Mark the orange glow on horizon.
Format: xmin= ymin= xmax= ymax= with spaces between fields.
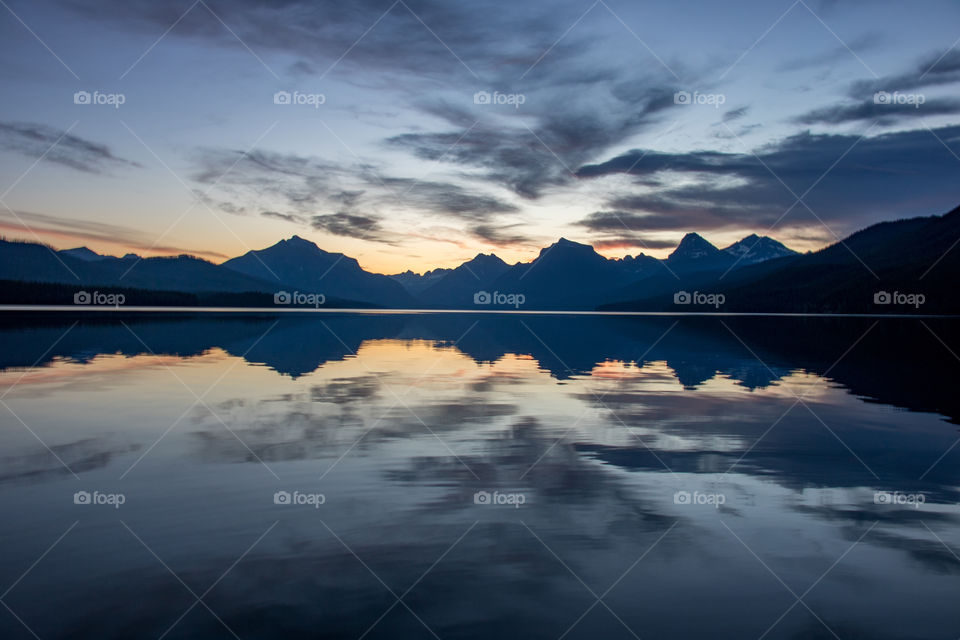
xmin=3 ymin=223 xmax=828 ymax=276
xmin=0 ymin=225 xmax=229 ymax=261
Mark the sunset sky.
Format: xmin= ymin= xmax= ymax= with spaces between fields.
xmin=1 ymin=0 xmax=959 ymax=274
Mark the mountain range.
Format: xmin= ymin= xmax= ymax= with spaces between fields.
xmin=1 ymin=203 xmax=958 ymax=313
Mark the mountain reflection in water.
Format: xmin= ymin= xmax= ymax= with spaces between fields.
xmin=0 ymin=312 xmax=957 ymax=640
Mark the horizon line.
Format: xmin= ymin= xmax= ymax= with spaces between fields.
xmin=1 ymin=229 xmax=802 ymax=277
xmin=1 ymin=305 xmax=955 ymax=320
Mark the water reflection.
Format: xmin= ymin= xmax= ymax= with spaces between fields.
xmin=0 ymin=313 xmax=957 ymax=639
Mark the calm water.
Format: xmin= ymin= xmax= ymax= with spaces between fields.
xmin=0 ymin=312 xmax=958 ymax=640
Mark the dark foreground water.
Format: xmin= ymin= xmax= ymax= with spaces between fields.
xmin=0 ymin=312 xmax=958 ymax=640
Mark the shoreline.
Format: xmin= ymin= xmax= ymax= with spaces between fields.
xmin=1 ymin=305 xmax=958 ymax=319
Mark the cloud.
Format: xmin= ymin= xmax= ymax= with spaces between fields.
xmin=795 ymin=97 xmax=960 ymax=125
xmin=775 ymin=33 xmax=884 ymax=72
xmin=193 ymin=149 xmax=363 ymax=225
xmin=48 ymin=0 xmax=960 ymax=260
xmin=849 ymin=49 xmax=960 ymax=96
xmin=577 ymin=206 xmax=769 ymax=237
xmin=792 ymin=49 xmax=960 ymax=127
xmin=574 ymin=125 xmax=960 ymax=235
xmin=60 ymin=0 xmax=587 ymax=82
xmin=310 ymin=212 xmax=391 ymax=242
xmin=468 ymin=223 xmax=532 ymax=246
xmin=387 ymin=86 xmax=677 ymax=199
xmin=376 ymin=176 xmax=519 ymax=218
xmin=64 ymin=0 xmax=691 ymax=241
xmin=192 ymin=148 xmax=340 ymax=210
xmin=194 ymin=148 xmax=522 ymax=240
xmin=0 ymin=122 xmax=140 ymax=174
xmin=0 ymin=208 xmax=226 ymax=258
xmin=591 ymin=235 xmax=678 ymax=251
xmin=260 ymin=210 xmax=305 ymax=224
xmin=722 ymin=106 xmax=749 ymax=122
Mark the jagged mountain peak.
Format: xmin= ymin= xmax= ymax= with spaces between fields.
xmin=456 ymin=253 xmax=509 ymax=280
xmin=221 ymin=236 xmax=414 ymax=306
xmin=277 ymin=235 xmax=322 ymax=251
xmin=469 ymin=252 xmax=508 ymax=264
xmin=554 ymin=237 xmax=593 ymax=248
xmin=668 ymin=233 xmax=722 ymax=261
xmin=537 ymin=237 xmax=600 ymax=261
xmin=59 ymin=247 xmax=105 ymax=262
xmin=722 ymin=235 xmax=797 ymax=264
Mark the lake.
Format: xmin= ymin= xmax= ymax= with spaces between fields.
xmin=0 ymin=312 xmax=958 ymax=639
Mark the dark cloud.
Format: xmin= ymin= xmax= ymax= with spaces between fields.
xmin=387 ymin=86 xmax=677 ymax=199
xmin=714 ymin=123 xmax=762 ymax=139
xmin=575 ymin=125 xmax=960 ymax=234
xmin=0 ymin=122 xmax=140 ymax=174
xmin=60 ymin=0 xmax=589 ymax=82
xmin=790 ymin=48 xmax=960 ymax=127
xmin=796 ymin=97 xmax=960 ymax=125
xmin=468 ymin=223 xmax=531 ymax=246
xmin=591 ymin=235 xmax=678 ymax=251
xmin=332 ymin=190 xmax=365 ymax=208
xmin=722 ymin=106 xmax=749 ymax=122
xmin=191 ymin=149 xmax=340 ymax=230
xmin=192 ymin=148 xmax=339 ymax=209
xmin=61 ymin=0 xmax=692 ymax=229
xmin=577 ymin=206 xmax=765 ymax=235
xmin=387 ymin=127 xmax=560 ymax=199
xmin=581 ymin=209 xmax=717 ymax=233
xmin=848 ymin=49 xmax=960 ymax=96
xmin=193 ymin=148 xmax=521 ymax=238
xmin=377 ymin=176 xmax=519 ymax=218
xmin=47 ymin=0 xmax=960 ymax=252
xmin=311 ymin=212 xmax=390 ymax=242
xmin=194 ymin=149 xmax=523 ymax=244
xmin=260 ymin=210 xmax=305 ymax=224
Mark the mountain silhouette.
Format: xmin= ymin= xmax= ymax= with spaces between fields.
xmin=604 ymin=204 xmax=960 ymax=313
xmin=482 ymin=238 xmax=650 ymax=309
xmin=721 ymin=234 xmax=798 ymax=265
xmin=0 ymin=239 xmax=278 ymax=294
xmin=416 ymin=253 xmax=510 ymax=307
xmin=389 ymin=267 xmax=453 ymax=296
xmin=59 ymin=246 xmax=110 ymax=262
xmin=3 ymin=204 xmax=959 ymax=312
xmin=221 ymin=235 xmax=415 ymax=307
xmin=667 ymin=232 xmax=733 ymax=271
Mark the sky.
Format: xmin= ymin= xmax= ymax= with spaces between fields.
xmin=1 ymin=0 xmax=959 ymax=274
